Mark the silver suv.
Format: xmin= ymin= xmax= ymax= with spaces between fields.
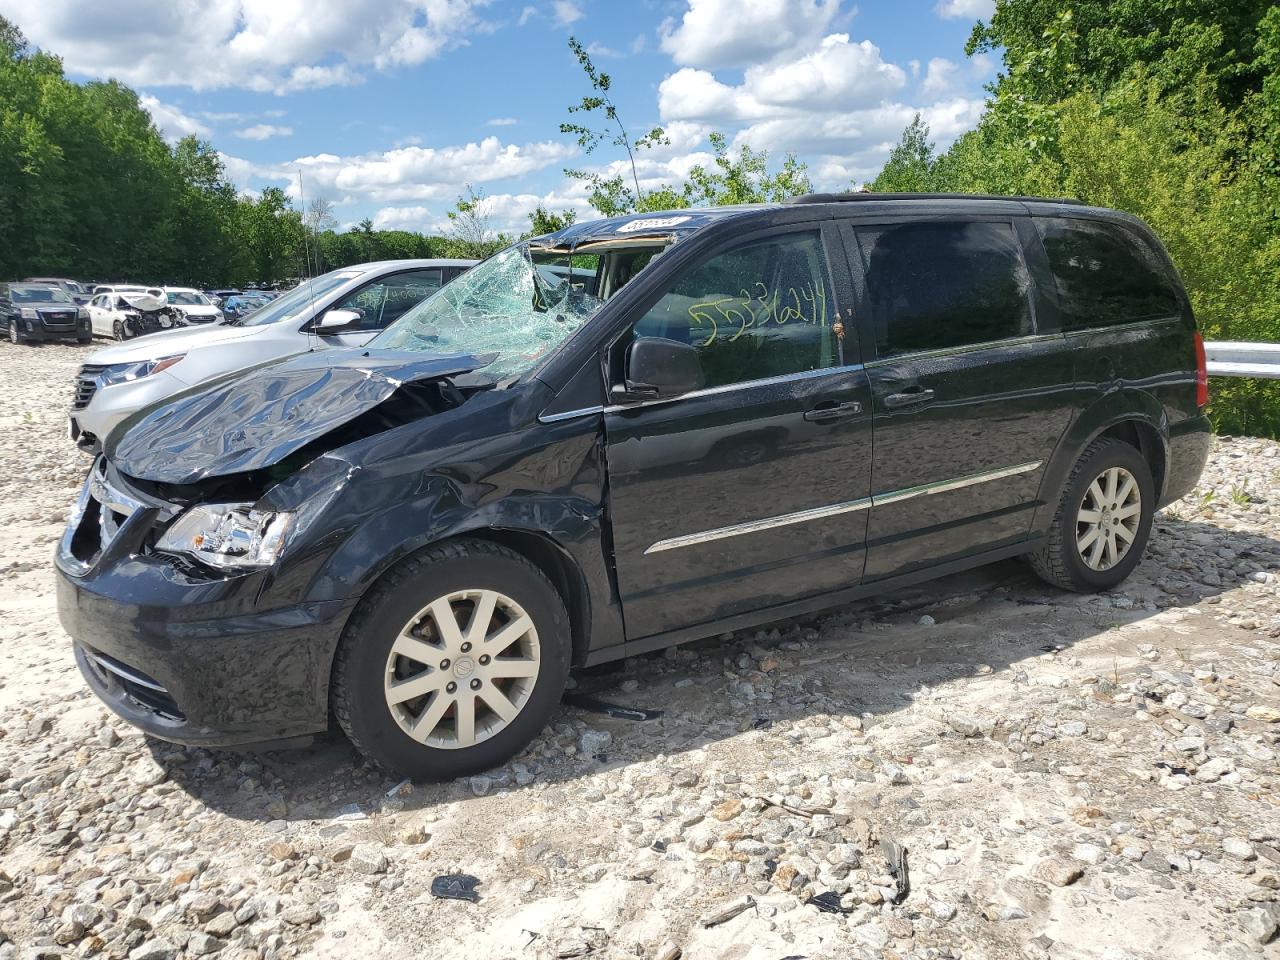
xmin=69 ymin=259 xmax=475 ymax=451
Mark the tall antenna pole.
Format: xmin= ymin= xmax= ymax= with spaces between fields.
xmin=298 ymin=169 xmax=321 ymax=351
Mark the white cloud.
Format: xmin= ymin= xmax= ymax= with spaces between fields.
xmin=517 ymin=5 xmax=537 ymax=25
xmin=659 ymin=34 xmax=906 ymax=123
xmin=486 ymin=117 xmax=518 ymax=126
xmin=551 ymin=0 xmax=583 ymax=26
xmin=371 ymin=205 xmax=437 ymax=230
xmin=920 ymin=57 xmax=958 ymax=97
xmin=659 ymin=0 xmax=839 ymax=69
xmin=2 ymin=0 xmax=492 ymax=93
xmin=139 ymin=94 xmax=211 ymax=142
xmin=235 ymin=123 xmax=294 ymax=140
xmin=934 ymin=0 xmax=994 ymax=19
xmin=223 ymin=136 xmax=578 ymax=209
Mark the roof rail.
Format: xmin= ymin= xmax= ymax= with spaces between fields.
xmin=783 ymin=191 xmax=1086 ymax=206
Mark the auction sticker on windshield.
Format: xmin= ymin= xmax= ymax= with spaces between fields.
xmin=616 ymin=216 xmax=691 ymax=233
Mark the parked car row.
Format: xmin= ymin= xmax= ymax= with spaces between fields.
xmin=53 ymin=195 xmax=1211 ymax=782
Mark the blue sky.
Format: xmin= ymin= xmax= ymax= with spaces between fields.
xmin=2 ymin=0 xmax=998 ymax=233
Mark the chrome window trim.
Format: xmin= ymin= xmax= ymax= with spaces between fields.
xmin=643 ymin=459 xmax=1044 ymax=554
xmin=537 ymin=364 xmax=866 ymax=424
xmin=864 ymin=332 xmax=1063 ymax=368
xmin=644 ymin=496 xmax=873 ymax=555
xmin=870 ymin=460 xmax=1042 ymax=506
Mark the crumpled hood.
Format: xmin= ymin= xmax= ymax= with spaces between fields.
xmin=109 ymin=348 xmax=489 ymax=485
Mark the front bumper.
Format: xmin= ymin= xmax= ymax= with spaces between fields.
xmin=55 ymin=462 xmax=355 ymax=746
xmin=22 ymin=320 xmax=88 ymax=341
xmin=57 ymin=561 xmax=354 ymax=746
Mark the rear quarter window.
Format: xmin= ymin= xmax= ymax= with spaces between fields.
xmin=1035 ymin=217 xmax=1182 ymax=330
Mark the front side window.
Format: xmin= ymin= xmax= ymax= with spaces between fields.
xmin=856 ymin=221 xmax=1033 ymax=358
xmin=1035 ymin=217 xmax=1181 ymax=330
xmin=631 ymin=232 xmax=839 ymax=389
xmin=332 ymin=269 xmax=445 ymax=331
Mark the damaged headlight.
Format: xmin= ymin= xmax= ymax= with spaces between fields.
xmin=156 ymin=504 xmax=292 ymax=570
xmin=98 ymin=355 xmax=185 ymax=388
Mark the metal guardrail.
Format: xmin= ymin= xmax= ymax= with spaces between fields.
xmin=1204 ymin=341 xmax=1280 ymax=379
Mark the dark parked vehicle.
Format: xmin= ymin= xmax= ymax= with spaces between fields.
xmin=24 ymin=277 xmax=92 ymax=304
xmin=56 ymin=194 xmax=1210 ymax=780
xmin=3 ymin=283 xmax=91 ymax=343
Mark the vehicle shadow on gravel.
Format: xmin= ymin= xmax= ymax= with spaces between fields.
xmin=150 ymin=516 xmax=1280 ymax=824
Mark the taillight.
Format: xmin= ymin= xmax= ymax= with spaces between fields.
xmin=1193 ymin=331 xmax=1208 ymax=408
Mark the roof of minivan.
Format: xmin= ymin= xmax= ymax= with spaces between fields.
xmin=533 ymin=193 xmax=1105 ymax=248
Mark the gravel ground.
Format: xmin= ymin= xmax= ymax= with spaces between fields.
xmin=1 ymin=340 xmax=1278 ymax=960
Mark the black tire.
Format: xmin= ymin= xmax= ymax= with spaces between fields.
xmin=333 ymin=538 xmax=570 ymax=781
xmin=77 ymin=335 xmax=91 ymax=344
xmin=1028 ymin=438 xmax=1155 ymax=592
xmin=8 ymin=319 xmax=21 ymax=344
xmin=113 ymin=319 xmax=127 ymax=341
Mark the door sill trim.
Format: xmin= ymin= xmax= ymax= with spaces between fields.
xmin=581 ymin=537 xmax=1045 ymax=666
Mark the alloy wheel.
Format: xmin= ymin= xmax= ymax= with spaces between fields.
xmin=113 ymin=320 xmax=125 ymax=341
xmin=1076 ymin=466 xmax=1141 ymax=571
xmin=8 ymin=320 xmax=17 ymax=344
xmin=383 ymin=588 xmax=541 ymax=749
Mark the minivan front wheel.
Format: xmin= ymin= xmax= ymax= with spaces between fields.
xmin=1028 ymin=438 xmax=1155 ymax=592
xmin=333 ymin=539 xmax=570 ymax=780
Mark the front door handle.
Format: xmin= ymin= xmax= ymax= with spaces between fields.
xmin=803 ymin=399 xmax=863 ymax=423
xmin=882 ymin=387 xmax=936 ymax=410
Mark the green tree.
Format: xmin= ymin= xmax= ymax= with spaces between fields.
xmin=868 ymin=115 xmax=939 ymax=192
xmin=527 ymin=205 xmax=576 ymax=236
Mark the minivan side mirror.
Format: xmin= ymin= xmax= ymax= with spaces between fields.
xmin=612 ymin=336 xmax=705 ymax=404
xmin=316 ymin=309 xmax=362 ymax=334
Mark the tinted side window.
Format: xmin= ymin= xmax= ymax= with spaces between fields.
xmin=856 ymin=221 xmax=1033 ymax=358
xmin=632 ymin=232 xmax=839 ymax=389
xmin=1035 ymin=217 xmax=1181 ymax=330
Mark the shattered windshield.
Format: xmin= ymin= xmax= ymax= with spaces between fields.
xmin=373 ymin=243 xmax=623 ymax=380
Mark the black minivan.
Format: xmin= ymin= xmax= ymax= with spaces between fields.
xmin=56 ymin=194 xmax=1211 ymax=779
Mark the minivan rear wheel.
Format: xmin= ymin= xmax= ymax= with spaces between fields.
xmin=333 ymin=539 xmax=570 ymax=780
xmin=1028 ymin=438 xmax=1155 ymax=592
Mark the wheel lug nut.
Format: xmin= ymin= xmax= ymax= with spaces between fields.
xmin=440 ymin=659 xmax=451 ymax=669
xmin=446 ymin=681 xmax=457 ymax=694
xmin=469 ymin=678 xmax=481 ymax=690
xmin=460 ymin=642 xmax=472 ymax=653
xmin=479 ymin=655 xmax=490 ymax=665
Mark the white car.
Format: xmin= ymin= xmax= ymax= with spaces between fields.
xmin=163 ymin=287 xmax=225 ymax=326
xmin=85 ymin=287 xmax=164 ymax=340
xmin=70 ymin=259 xmax=475 ymax=451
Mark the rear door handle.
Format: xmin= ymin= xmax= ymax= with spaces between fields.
xmin=803 ymin=400 xmax=863 ymax=423
xmin=882 ymin=387 xmax=936 ymax=410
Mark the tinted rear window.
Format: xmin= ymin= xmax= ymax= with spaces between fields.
xmin=1035 ymin=217 xmax=1181 ymax=330
xmin=855 ymin=220 xmax=1033 ymax=358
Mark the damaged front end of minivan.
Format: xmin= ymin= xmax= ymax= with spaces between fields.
xmin=54 ymin=237 xmax=636 ymax=748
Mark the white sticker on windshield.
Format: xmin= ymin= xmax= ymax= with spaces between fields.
xmin=615 ymin=216 xmax=692 ymax=234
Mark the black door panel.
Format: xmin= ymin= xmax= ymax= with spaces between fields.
xmin=843 ymin=218 xmax=1076 ymax=580
xmin=605 ymin=368 xmax=873 ymax=637
xmin=604 ymin=223 xmax=871 ymax=639
xmin=863 ymin=339 xmax=1075 ymax=576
